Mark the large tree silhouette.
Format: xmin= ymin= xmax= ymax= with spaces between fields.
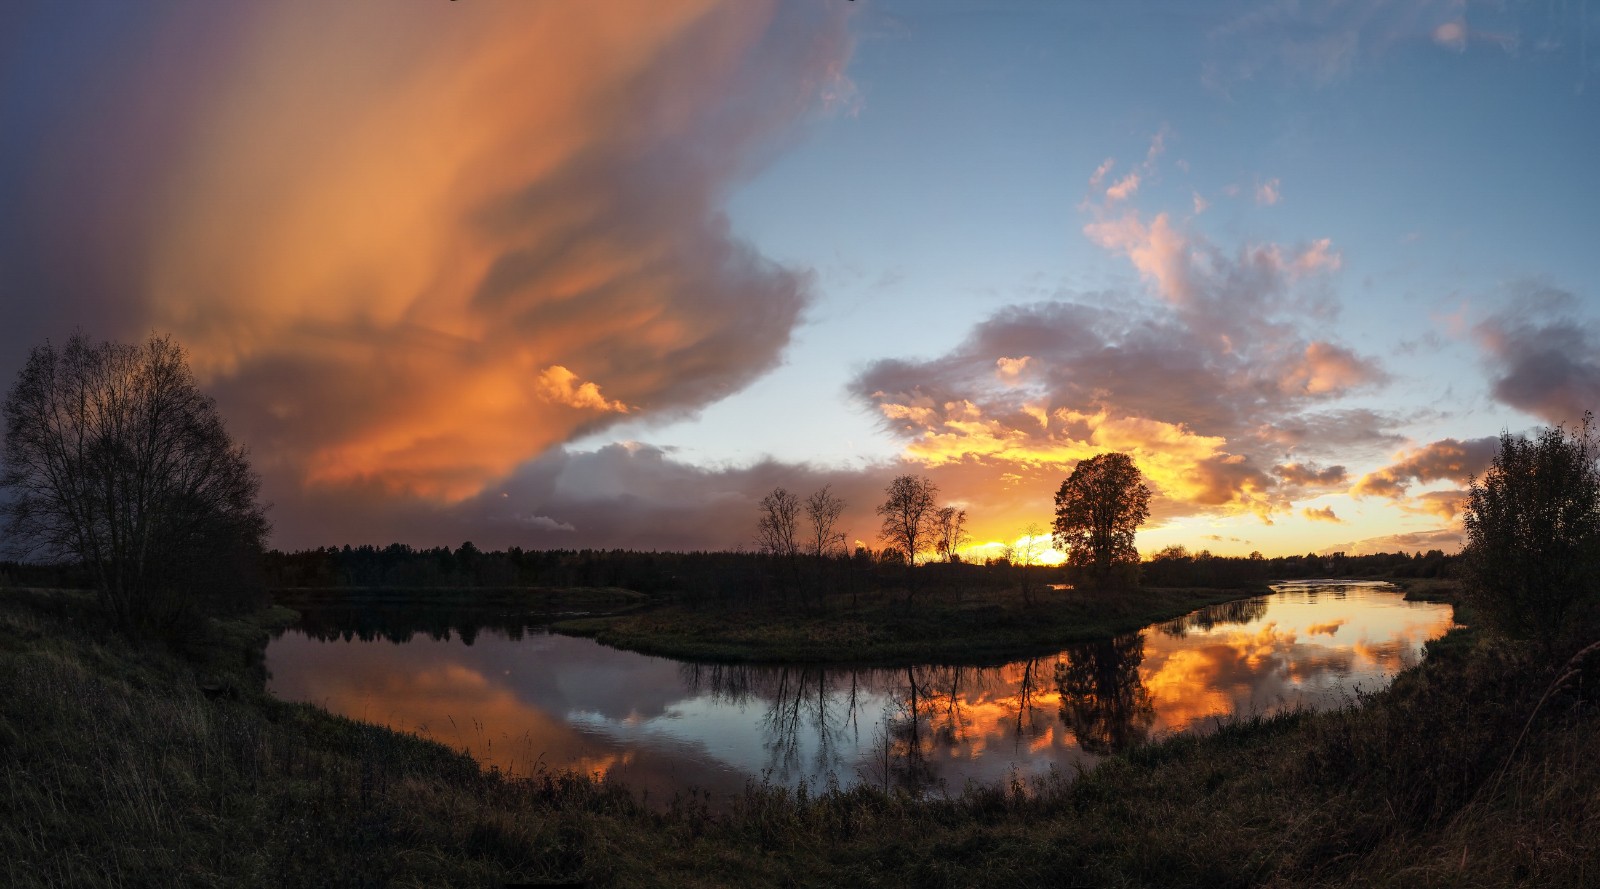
xmin=1 ymin=333 xmax=269 ymax=629
xmin=1053 ymin=452 xmax=1151 ymax=589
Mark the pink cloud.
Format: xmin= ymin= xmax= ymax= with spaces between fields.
xmin=1280 ymin=342 xmax=1382 ymax=396
xmin=1083 ymin=211 xmax=1194 ymax=307
xmin=1433 ymin=21 xmax=1467 ymax=52
xmin=1106 ymin=172 xmax=1141 ymax=203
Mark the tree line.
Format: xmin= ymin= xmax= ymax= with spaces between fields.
xmin=1 ymin=332 xmax=1595 ymax=658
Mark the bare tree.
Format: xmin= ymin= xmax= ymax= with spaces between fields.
xmin=877 ymin=475 xmax=938 ymax=599
xmin=1016 ymin=522 xmax=1044 ymax=605
xmin=1 ymin=333 xmax=269 ymax=629
xmin=804 ymin=485 xmax=847 ymax=558
xmin=933 ymin=505 xmax=970 ymax=563
xmin=755 ymin=486 xmax=802 ymax=559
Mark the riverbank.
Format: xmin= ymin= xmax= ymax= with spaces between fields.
xmin=272 ymin=584 xmax=649 ymax=612
xmin=553 ymin=584 xmax=1269 ymax=665
xmin=4 ymin=584 xmax=1595 ymax=887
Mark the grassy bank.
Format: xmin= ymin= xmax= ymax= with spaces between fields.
xmin=553 ymin=584 xmax=1268 ymax=665
xmin=4 ymin=585 xmax=1596 ymax=887
xmin=273 ymin=584 xmax=649 ymax=612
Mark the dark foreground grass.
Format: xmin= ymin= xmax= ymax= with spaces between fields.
xmin=555 ymin=584 xmax=1267 ymax=665
xmin=3 ymin=586 xmax=1596 ymax=887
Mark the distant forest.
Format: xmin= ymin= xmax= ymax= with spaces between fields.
xmin=265 ymin=543 xmax=1452 ymax=594
xmin=1 ymin=543 xmax=1456 ymax=605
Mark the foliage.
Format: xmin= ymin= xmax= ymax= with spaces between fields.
xmin=1462 ymin=416 xmax=1600 ymax=648
xmin=1053 ymin=452 xmax=1151 ymax=588
xmin=1 ymin=333 xmax=269 ymax=629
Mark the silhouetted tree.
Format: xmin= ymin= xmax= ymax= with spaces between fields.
xmin=1053 ymin=452 xmax=1151 ymax=589
xmin=1462 ymin=416 xmax=1600 ymax=649
xmin=804 ymin=485 xmax=847 ymax=558
xmin=878 ymin=476 xmax=938 ymax=598
xmin=755 ymin=487 xmax=802 ymax=559
xmin=1 ymin=333 xmax=269 ymax=630
xmin=932 ymin=505 xmax=969 ymax=563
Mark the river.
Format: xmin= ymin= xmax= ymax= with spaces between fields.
xmin=265 ymin=580 xmax=1453 ymax=801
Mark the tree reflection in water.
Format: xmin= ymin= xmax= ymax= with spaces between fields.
xmin=682 ymin=664 xmax=869 ymax=786
xmin=681 ymin=644 xmax=1164 ymax=791
xmin=1157 ymin=597 xmax=1270 ymax=638
xmin=1054 ymin=633 xmax=1155 ymax=755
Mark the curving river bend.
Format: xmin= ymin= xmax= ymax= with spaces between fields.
xmin=266 ymin=580 xmax=1453 ymax=801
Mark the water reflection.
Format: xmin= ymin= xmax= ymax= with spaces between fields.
xmin=1056 ymin=635 xmax=1155 ymax=755
xmin=267 ymin=581 xmax=1453 ymax=801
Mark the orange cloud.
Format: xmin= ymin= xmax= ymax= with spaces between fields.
xmin=996 ymin=356 xmax=1033 ymax=381
xmin=1405 ymin=489 xmax=1469 ymax=521
xmin=102 ymin=1 xmax=851 ymax=501
xmin=1302 ymin=505 xmax=1342 ymax=523
xmin=537 ymin=366 xmax=631 ymax=414
xmin=1351 ymin=437 xmax=1497 ymax=500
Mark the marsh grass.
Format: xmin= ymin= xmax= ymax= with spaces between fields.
xmin=3 ymin=586 xmax=1596 ymax=887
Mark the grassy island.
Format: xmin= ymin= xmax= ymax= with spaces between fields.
xmin=553 ymin=584 xmax=1270 ymax=665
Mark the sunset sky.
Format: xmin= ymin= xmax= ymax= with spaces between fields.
xmin=2 ymin=1 xmax=1597 ymax=558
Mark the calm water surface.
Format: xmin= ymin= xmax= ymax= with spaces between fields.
xmin=266 ymin=581 xmax=1453 ymax=799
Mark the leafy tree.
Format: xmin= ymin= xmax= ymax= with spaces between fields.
xmin=1 ymin=333 xmax=269 ymax=630
xmin=932 ymin=505 xmax=969 ymax=563
xmin=1053 ymin=452 xmax=1151 ymax=588
xmin=1462 ymin=417 xmax=1600 ymax=648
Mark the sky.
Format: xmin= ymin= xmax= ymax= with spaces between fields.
xmin=2 ymin=0 xmax=1598 ymax=559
